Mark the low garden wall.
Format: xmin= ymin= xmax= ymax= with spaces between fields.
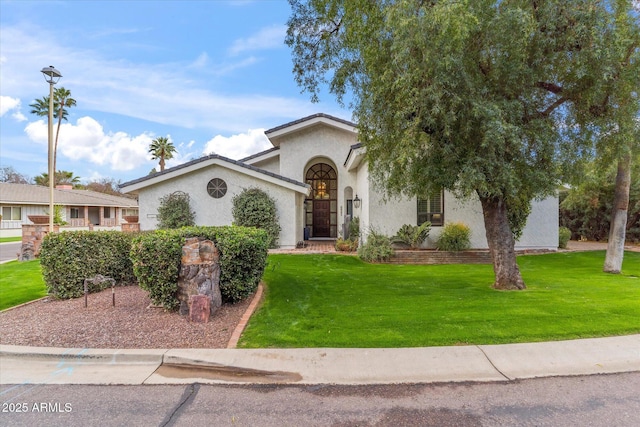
xmin=386 ymin=250 xmax=493 ymax=265
xmin=385 ymin=249 xmax=555 ymax=265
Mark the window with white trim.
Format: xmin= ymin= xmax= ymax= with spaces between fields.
xmin=1 ymin=206 xmax=22 ymax=220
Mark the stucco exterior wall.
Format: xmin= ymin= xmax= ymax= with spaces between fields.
xmin=136 ymin=165 xmax=301 ymax=248
xmin=277 ymin=125 xmax=356 ymax=182
xmin=362 ymin=187 xmax=558 ymax=250
xmin=276 ymin=125 xmax=359 ymax=237
xmin=249 ymin=155 xmax=280 ymax=175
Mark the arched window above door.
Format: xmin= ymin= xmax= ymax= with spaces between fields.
xmin=305 ymin=163 xmax=338 ymax=238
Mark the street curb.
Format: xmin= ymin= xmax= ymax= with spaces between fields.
xmin=0 ymin=345 xmax=166 ymax=364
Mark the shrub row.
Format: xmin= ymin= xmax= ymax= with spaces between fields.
xmin=40 ymin=231 xmax=137 ymax=299
xmin=130 ymin=226 xmax=269 ymax=309
xmin=40 ymin=226 xmax=269 ymax=308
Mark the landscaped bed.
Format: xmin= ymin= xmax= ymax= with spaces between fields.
xmin=0 ymin=285 xmax=252 ymax=349
xmin=238 ymin=251 xmax=640 ymax=348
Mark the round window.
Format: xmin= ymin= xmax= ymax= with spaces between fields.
xmin=207 ymin=178 xmax=227 ymax=199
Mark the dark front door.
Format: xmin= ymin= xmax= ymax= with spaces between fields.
xmin=313 ymin=200 xmax=331 ymax=237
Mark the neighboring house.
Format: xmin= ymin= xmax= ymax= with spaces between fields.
xmin=0 ymin=183 xmax=139 ymax=236
xmin=120 ymin=113 xmax=558 ymax=250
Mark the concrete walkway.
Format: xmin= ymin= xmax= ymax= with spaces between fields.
xmin=1 ymin=335 xmax=638 ymax=385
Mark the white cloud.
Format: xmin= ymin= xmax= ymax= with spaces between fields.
xmin=24 ymin=116 xmax=153 ymax=171
xmin=228 ymin=25 xmax=287 ymax=56
xmin=1 ymin=22 xmax=336 ymax=137
xmin=12 ymin=111 xmax=27 ymax=121
xmin=203 ymin=128 xmax=271 ymax=160
xmin=0 ymin=95 xmax=22 ymax=117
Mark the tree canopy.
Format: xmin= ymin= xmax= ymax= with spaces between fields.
xmin=34 ymin=170 xmax=81 ymax=187
xmin=287 ymin=0 xmax=639 ymax=289
xmin=149 ymin=136 xmax=176 ymax=172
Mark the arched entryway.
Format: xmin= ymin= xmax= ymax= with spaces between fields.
xmin=305 ymin=163 xmax=337 ymax=238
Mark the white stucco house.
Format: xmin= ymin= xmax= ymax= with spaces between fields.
xmin=120 ymin=113 xmax=558 ymax=250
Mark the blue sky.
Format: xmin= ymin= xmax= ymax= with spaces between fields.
xmin=0 ymin=0 xmax=350 ymax=184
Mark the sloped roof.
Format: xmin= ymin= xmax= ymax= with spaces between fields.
xmin=265 ymin=113 xmax=356 ymax=135
xmin=265 ymin=113 xmax=357 ymax=147
xmin=239 ymin=146 xmax=280 ymax=163
xmin=0 ymin=183 xmax=138 ymax=207
xmin=119 ymin=153 xmax=310 ymax=194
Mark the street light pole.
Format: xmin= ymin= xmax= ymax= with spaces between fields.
xmin=40 ymin=66 xmax=62 ymax=233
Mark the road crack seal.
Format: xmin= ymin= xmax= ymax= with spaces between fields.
xmin=160 ymin=383 xmax=200 ymax=427
xmin=476 ymin=346 xmax=512 ymax=381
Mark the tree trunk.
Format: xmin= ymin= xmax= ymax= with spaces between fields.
xmin=604 ymin=151 xmax=631 ymax=274
xmin=54 ymin=106 xmax=64 ymax=182
xmin=479 ymin=193 xmax=526 ymax=290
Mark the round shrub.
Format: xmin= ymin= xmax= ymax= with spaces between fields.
xmin=436 ymin=222 xmax=471 ymax=251
xmin=232 ymin=188 xmax=281 ymax=248
xmin=559 ymin=226 xmax=571 ymax=249
xmin=157 ymin=191 xmax=196 ymax=229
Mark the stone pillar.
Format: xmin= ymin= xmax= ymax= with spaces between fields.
xmin=20 ymin=224 xmax=59 ymax=260
xmin=177 ymin=238 xmax=222 ymax=319
xmin=121 ymin=223 xmax=140 ymax=233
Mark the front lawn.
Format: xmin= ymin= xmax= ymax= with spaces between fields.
xmin=239 ymin=251 xmax=640 ymax=348
xmin=0 ymin=236 xmax=22 ymax=243
xmin=0 ymin=260 xmax=47 ymax=310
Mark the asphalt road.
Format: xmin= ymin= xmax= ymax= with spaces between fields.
xmin=1 ymin=372 xmax=639 ymax=426
xmin=0 ymin=242 xmax=20 ymax=263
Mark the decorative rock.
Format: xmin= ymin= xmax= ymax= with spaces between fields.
xmin=19 ymin=241 xmax=35 ymax=261
xmin=177 ymin=238 xmax=222 ymax=317
xmin=189 ymin=295 xmax=211 ymax=323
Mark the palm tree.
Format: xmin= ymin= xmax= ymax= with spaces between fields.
xmin=29 ymin=87 xmax=76 ymax=176
xmin=149 ymin=136 xmax=176 ymax=172
xmin=34 ymin=170 xmax=81 ymax=187
xmin=52 ymin=88 xmax=76 ymax=175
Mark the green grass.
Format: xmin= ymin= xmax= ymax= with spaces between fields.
xmin=239 ymin=251 xmax=640 ymax=348
xmin=0 ymin=236 xmax=22 ymax=243
xmin=0 ymin=260 xmax=47 ymax=310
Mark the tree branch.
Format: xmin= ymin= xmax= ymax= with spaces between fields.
xmin=535 ymin=81 xmax=563 ymax=94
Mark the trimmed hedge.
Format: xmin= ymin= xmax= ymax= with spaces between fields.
xmin=130 ymin=226 xmax=269 ymax=309
xmin=40 ymin=231 xmax=137 ymax=299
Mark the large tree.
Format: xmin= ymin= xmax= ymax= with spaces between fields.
xmin=29 ymin=87 xmax=77 ymax=176
xmin=583 ymin=1 xmax=640 ymax=274
xmin=0 ymin=166 xmax=31 ymax=184
xmin=148 ymin=136 xmax=176 ymax=172
xmin=287 ymin=0 xmax=632 ymax=289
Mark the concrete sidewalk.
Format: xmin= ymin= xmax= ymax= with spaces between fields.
xmin=1 ymin=335 xmax=638 ymax=386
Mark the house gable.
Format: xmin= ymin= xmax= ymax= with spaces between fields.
xmin=265 ymin=113 xmax=357 ymax=147
xmin=120 ymin=154 xmax=309 ymax=196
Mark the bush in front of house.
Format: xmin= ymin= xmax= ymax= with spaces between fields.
xmin=559 ymin=226 xmax=571 ymax=249
xmin=436 ymin=222 xmax=471 ymax=251
xmin=232 ymin=188 xmax=281 ymax=248
xmin=130 ymin=230 xmax=183 ymax=310
xmin=40 ymin=231 xmax=137 ymax=299
xmin=157 ymin=191 xmax=196 ymax=229
xmin=130 ymin=226 xmax=269 ymax=309
xmin=358 ymin=229 xmax=395 ymax=262
xmin=392 ymin=222 xmax=431 ymax=249
xmin=335 ymin=237 xmax=358 ymax=252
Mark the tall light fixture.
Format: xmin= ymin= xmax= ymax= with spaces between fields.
xmin=41 ymin=66 xmax=62 ymax=233
xmin=353 ymin=194 xmax=361 ymax=209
